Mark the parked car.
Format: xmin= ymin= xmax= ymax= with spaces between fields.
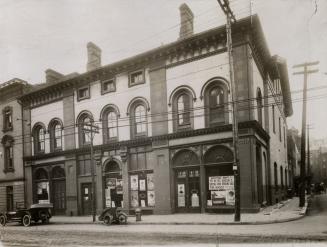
xmin=0 ymin=203 xmax=52 ymax=227
xmin=98 ymin=207 xmax=128 ymax=225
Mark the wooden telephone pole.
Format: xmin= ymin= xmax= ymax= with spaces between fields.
xmin=293 ymin=61 xmax=319 ymax=207
xmin=216 ymin=0 xmax=240 ymax=222
xmin=83 ymin=121 xmax=99 ymax=222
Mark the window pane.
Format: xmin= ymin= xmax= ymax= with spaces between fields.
xmin=177 ymin=94 xmax=190 ymax=125
xmin=135 ymin=105 xmax=146 ymax=134
xmin=209 ymin=87 xmax=224 ymax=123
xmin=107 ymin=112 xmax=117 ymax=138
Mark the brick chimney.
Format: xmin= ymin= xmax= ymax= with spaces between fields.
xmin=45 ymin=69 xmax=64 ymax=83
xmin=87 ymin=42 xmax=101 ymax=72
xmin=179 ymin=3 xmax=194 ymax=39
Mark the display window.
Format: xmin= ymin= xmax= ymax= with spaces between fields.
xmin=206 ymin=165 xmax=234 ymax=207
xmin=129 ymin=172 xmax=155 ymax=208
xmin=103 ymin=161 xmax=123 ymax=208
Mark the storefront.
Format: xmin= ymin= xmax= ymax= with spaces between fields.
xmin=103 ymin=159 xmax=123 ymax=208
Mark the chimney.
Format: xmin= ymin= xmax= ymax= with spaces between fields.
xmin=179 ymin=3 xmax=194 ymax=39
xmin=87 ymin=42 xmax=101 ymax=72
xmin=45 ymin=69 xmax=64 ymax=84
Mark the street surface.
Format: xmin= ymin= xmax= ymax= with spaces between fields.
xmin=0 ymin=194 xmax=326 ymax=246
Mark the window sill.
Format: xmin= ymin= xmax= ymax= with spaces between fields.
xmin=2 ymin=127 xmax=13 ymax=133
xmin=3 ymin=168 xmax=15 ymax=173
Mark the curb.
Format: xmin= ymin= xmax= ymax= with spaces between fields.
xmin=51 ymin=213 xmax=305 ymax=226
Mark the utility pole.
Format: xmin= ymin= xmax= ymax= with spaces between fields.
xmin=216 ymin=0 xmax=240 ymax=222
xmin=307 ymin=125 xmax=314 ymax=194
xmin=293 ymin=61 xmax=319 ymax=207
xmin=83 ymin=121 xmax=99 ymax=222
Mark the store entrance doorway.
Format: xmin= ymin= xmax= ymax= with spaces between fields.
xmin=81 ymin=183 xmax=92 ymax=215
xmin=175 ymin=168 xmax=201 ymax=213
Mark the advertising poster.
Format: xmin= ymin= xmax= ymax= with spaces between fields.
xmin=105 ymin=189 xmax=111 ymax=207
xmin=139 ymin=179 xmax=146 ymax=191
xmin=147 ymin=191 xmax=155 ymax=207
xmin=106 ymin=178 xmax=116 ymax=189
xmin=130 ymin=175 xmax=139 ymax=190
xmin=177 ymin=184 xmax=185 ymax=207
xmin=147 ymin=173 xmax=154 ymax=190
xmin=130 ymin=191 xmax=139 ymax=207
xmin=191 ymin=191 xmax=199 ymax=207
xmin=226 ymin=190 xmax=235 ymax=205
xmin=211 ymin=191 xmax=226 ymax=205
xmin=140 ymin=200 xmax=146 ymax=207
xmin=116 ymin=179 xmax=123 ymax=194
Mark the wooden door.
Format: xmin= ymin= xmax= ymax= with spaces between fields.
xmin=81 ymin=183 xmax=92 ymax=215
xmin=52 ymin=180 xmax=66 ymax=215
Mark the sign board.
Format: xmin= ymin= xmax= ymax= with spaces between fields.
xmin=208 ymin=176 xmax=235 ymax=206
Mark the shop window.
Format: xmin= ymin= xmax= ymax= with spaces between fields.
xmin=3 ymin=106 xmax=13 ymax=132
xmin=101 ymin=78 xmax=116 ymax=94
xmin=6 ymin=186 xmax=14 ymax=211
xmin=129 ymin=151 xmax=154 ymax=208
xmin=2 ymin=135 xmax=14 ymax=172
xmin=130 ymin=172 xmax=155 ymax=208
xmin=34 ymin=168 xmax=50 ymax=204
xmin=101 ymin=106 xmax=119 ymax=143
xmin=49 ymin=119 xmax=63 ymax=152
xmin=129 ymin=100 xmax=148 ymax=138
xmin=204 ymin=146 xmax=234 ymax=207
xmin=204 ymin=81 xmax=228 ymax=127
xmin=129 ymin=69 xmax=145 ymax=87
xmin=78 ymin=154 xmax=91 ymax=176
xmin=77 ymin=86 xmax=90 ymax=101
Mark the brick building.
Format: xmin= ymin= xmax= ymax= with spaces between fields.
xmin=0 ymin=79 xmax=31 ymax=211
xmin=20 ymin=4 xmax=292 ymax=215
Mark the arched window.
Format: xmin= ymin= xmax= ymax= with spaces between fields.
xmin=33 ymin=124 xmax=46 ymax=154
xmin=172 ymin=89 xmax=193 ymax=131
xmin=274 ymin=163 xmax=278 ymax=189
xmin=34 ymin=168 xmax=49 ymax=204
xmin=128 ymin=98 xmax=149 ymax=138
xmin=257 ymin=88 xmax=263 ymax=126
xmin=2 ymin=135 xmax=14 ymax=171
xmin=101 ymin=106 xmax=119 ymax=143
xmin=77 ymin=112 xmax=93 ymax=146
xmin=49 ymin=119 xmax=63 ymax=152
xmin=204 ymin=80 xmax=228 ymax=127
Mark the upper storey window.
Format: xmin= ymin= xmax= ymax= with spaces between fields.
xmin=2 ymin=135 xmax=14 ymax=172
xmin=77 ymin=86 xmax=90 ymax=101
xmin=129 ymin=69 xmax=145 ymax=87
xmin=203 ymin=80 xmax=228 ymax=127
xmin=171 ymin=88 xmax=194 ymax=132
xmin=101 ymin=105 xmax=119 ymax=143
xmin=33 ymin=124 xmax=46 ymax=154
xmin=129 ymin=98 xmax=149 ymax=138
xmin=101 ymin=79 xmax=116 ymax=94
xmin=49 ymin=119 xmax=63 ymax=152
xmin=257 ymin=88 xmax=263 ymax=126
xmin=77 ymin=112 xmax=93 ymax=146
xmin=3 ymin=106 xmax=13 ymax=132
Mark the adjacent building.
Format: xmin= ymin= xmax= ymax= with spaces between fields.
xmin=0 ymin=79 xmax=31 ymax=211
xmin=19 ymin=4 xmax=293 ymax=215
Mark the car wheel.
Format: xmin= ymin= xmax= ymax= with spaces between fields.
xmin=0 ymin=215 xmax=6 ymax=226
xmin=104 ymin=215 xmax=113 ymax=225
xmin=42 ymin=217 xmax=49 ymax=224
xmin=22 ymin=215 xmax=31 ymax=227
xmin=118 ymin=214 xmax=127 ymax=224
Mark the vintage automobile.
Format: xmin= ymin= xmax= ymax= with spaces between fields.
xmin=0 ymin=203 xmax=53 ymax=227
xmin=98 ymin=207 xmax=128 ymax=225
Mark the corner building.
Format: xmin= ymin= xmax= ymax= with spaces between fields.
xmin=21 ymin=6 xmax=293 ymax=215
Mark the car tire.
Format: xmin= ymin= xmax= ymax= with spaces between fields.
xmin=118 ymin=214 xmax=127 ymax=224
xmin=22 ymin=214 xmax=31 ymax=227
xmin=42 ymin=216 xmax=49 ymax=224
xmin=104 ymin=215 xmax=113 ymax=225
xmin=0 ymin=215 xmax=6 ymax=226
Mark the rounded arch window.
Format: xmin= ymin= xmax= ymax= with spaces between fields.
xmin=77 ymin=112 xmax=93 ymax=146
xmin=33 ymin=124 xmax=46 ymax=153
xmin=204 ymin=81 xmax=228 ymax=127
xmin=103 ymin=160 xmax=123 ymax=208
xmin=35 ymin=168 xmax=48 ymax=180
xmin=2 ymin=135 xmax=14 ymax=170
xmin=130 ymin=102 xmax=148 ymax=137
xmin=52 ymin=166 xmax=65 ymax=179
xmin=49 ymin=119 xmax=63 ymax=151
xmin=172 ymin=89 xmax=194 ymax=131
xmin=102 ymin=106 xmax=119 ymax=143
xmin=104 ymin=161 xmax=121 ymax=174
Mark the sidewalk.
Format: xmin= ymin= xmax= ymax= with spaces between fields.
xmin=51 ymin=196 xmax=308 ymax=225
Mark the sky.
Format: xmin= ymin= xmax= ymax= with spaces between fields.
xmin=0 ymin=0 xmax=326 ymax=139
